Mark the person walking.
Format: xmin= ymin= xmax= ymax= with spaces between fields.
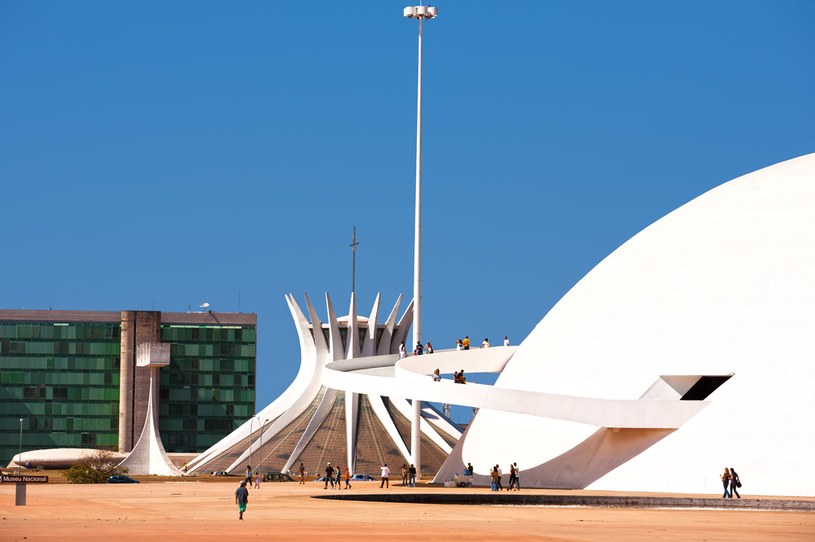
xmin=335 ymin=466 xmax=342 ymax=490
xmin=496 ymin=464 xmax=503 ymax=490
xmin=503 ymin=336 xmax=509 ymax=347
xmin=432 ymin=368 xmax=441 ymax=382
xmin=508 ymin=463 xmax=517 ymax=490
xmin=409 ymin=464 xmax=417 ymax=487
xmin=253 ymin=471 xmax=261 ymax=489
xmin=730 ymin=468 xmax=741 ymax=498
xmin=380 ymin=463 xmax=390 ymax=488
xmin=720 ymin=467 xmax=732 ymax=498
xmin=401 ymin=464 xmax=408 ymax=486
xmin=512 ymin=462 xmax=521 ymax=491
xmin=325 ymin=463 xmax=334 ymax=489
xmin=299 ymin=462 xmax=306 ymax=484
xmin=235 ymin=481 xmax=249 ymax=520
xmin=345 ymin=467 xmax=352 ymax=490
xmin=245 ymin=465 xmax=253 ymax=487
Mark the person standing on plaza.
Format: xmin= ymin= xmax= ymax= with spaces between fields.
xmin=335 ymin=465 xmax=342 ymax=490
xmin=380 ymin=463 xmax=390 ymax=488
xmin=345 ymin=467 xmax=352 ymax=490
xmin=496 ymin=464 xmax=503 ymax=490
xmin=325 ymin=463 xmax=334 ymax=489
xmin=299 ymin=462 xmax=306 ymax=484
xmin=720 ymin=467 xmax=732 ymax=498
xmin=512 ymin=462 xmax=520 ymax=491
xmin=508 ymin=463 xmax=517 ymax=490
xmin=462 ymin=336 xmax=470 ymax=350
xmin=245 ymin=465 xmax=253 ymax=487
xmin=409 ymin=464 xmax=417 ymax=487
xmin=235 ymin=481 xmax=249 ymax=520
xmin=730 ymin=468 xmax=741 ymax=498
xmin=401 ymin=464 xmax=408 ymax=486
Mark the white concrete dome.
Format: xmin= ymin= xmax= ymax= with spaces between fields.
xmin=463 ymin=153 xmax=815 ymax=496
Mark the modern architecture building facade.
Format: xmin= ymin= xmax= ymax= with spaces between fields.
xmin=0 ymin=309 xmax=256 ymax=466
xmin=190 ymin=153 xmax=814 ymax=497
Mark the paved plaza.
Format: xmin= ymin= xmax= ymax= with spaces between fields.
xmin=3 ymin=480 xmax=813 ymax=541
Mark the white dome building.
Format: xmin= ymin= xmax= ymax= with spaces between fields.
xmin=460 ymin=153 xmax=815 ymax=496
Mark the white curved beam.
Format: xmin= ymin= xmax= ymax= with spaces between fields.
xmin=377 ymin=294 xmax=402 ymax=355
xmin=361 ymin=294 xmax=381 ymax=357
xmin=323 ymin=350 xmax=708 ymax=429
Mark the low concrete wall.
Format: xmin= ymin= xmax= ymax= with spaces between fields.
xmin=314 ymin=493 xmax=815 ymax=511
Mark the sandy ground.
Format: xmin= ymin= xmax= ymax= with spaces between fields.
xmin=2 ymin=481 xmax=814 ymax=542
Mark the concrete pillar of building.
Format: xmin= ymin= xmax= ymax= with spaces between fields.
xmin=118 ymin=311 xmax=162 ymax=453
xmin=118 ymin=311 xmax=135 ymax=453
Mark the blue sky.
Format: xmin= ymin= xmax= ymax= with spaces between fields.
xmin=2 ymin=1 xmax=813 ymax=420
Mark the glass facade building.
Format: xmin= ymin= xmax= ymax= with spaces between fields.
xmin=159 ymin=324 xmax=257 ymax=451
xmin=0 ymin=310 xmax=256 ymax=466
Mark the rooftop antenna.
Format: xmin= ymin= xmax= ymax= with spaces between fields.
xmin=350 ymin=225 xmax=359 ymax=295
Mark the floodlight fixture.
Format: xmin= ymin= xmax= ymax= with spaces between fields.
xmin=403 ymin=5 xmax=438 ymax=19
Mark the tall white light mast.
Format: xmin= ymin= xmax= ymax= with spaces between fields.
xmin=403 ymin=3 xmax=438 ymax=477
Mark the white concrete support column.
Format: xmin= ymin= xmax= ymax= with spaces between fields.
xmin=345 ymin=391 xmax=359 ymax=474
xmin=411 ymin=399 xmax=422 ymax=476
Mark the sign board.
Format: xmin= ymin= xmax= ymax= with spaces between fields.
xmin=1 ymin=474 xmax=48 ymax=483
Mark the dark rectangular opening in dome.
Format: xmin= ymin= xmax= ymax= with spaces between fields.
xmin=680 ymin=375 xmax=733 ymax=401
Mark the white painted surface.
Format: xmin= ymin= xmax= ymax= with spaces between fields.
xmin=463 ymin=153 xmax=815 ymax=496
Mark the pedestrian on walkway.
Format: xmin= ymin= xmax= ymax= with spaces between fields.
xmin=730 ymin=468 xmax=741 ymax=498
xmin=508 ymin=463 xmax=517 ymax=490
xmin=720 ymin=467 xmax=732 ymax=498
xmin=409 ymin=464 xmax=417 ymax=487
xmin=503 ymin=336 xmax=509 ymax=347
xmin=380 ymin=463 xmax=390 ymax=488
xmin=513 ymin=463 xmax=521 ymax=491
xmin=345 ymin=467 xmax=352 ymax=490
xmin=235 ymin=481 xmax=249 ymax=520
xmin=462 ymin=336 xmax=470 ymax=350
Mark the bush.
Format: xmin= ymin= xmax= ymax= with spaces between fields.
xmin=64 ymin=449 xmax=126 ymax=484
